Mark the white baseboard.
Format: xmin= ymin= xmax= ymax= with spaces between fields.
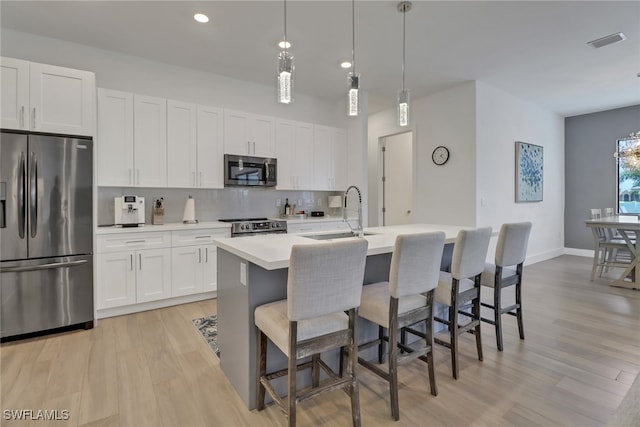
xmin=563 ymin=248 xmax=594 ymax=258
xmin=524 ymin=248 xmax=565 ymax=265
xmin=97 ymin=292 xmax=217 ymax=319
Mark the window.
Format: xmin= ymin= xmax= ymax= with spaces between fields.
xmin=617 ymin=137 xmax=640 ymax=213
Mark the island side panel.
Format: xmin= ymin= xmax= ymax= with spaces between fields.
xmin=217 ymin=248 xmax=288 ymax=409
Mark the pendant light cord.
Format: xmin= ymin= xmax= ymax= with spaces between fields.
xmin=351 ymin=0 xmax=356 ymax=74
xmin=284 ymin=0 xmax=287 ymax=53
xmin=402 ymin=6 xmax=406 ymax=91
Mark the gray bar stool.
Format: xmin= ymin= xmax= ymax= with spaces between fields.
xmin=480 ymin=222 xmax=532 ymax=351
xmin=254 ymin=238 xmax=368 ymax=427
xmin=357 ymin=232 xmax=445 ymax=421
xmin=434 ymin=227 xmax=492 ymax=379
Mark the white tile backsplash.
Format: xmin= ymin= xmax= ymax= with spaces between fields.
xmin=98 ymin=187 xmax=340 ymax=226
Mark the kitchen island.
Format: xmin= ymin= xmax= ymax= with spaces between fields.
xmin=214 ymin=224 xmax=475 ymax=409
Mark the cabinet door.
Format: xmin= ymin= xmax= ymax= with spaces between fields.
xmin=97 ymin=251 xmax=136 ymax=309
xmin=224 ymin=109 xmax=250 ymax=155
xmin=275 ymin=119 xmax=295 ymax=190
xmin=171 ymin=246 xmax=203 ymax=296
xmin=167 ymin=100 xmax=197 ymax=188
xmin=29 ymin=62 xmax=94 ymax=136
xmin=202 ymin=244 xmax=218 ymax=292
xmin=313 ymin=125 xmax=332 ymax=190
xmin=136 ymin=248 xmax=171 ymax=303
xmin=197 ymin=105 xmax=224 ymax=188
xmin=250 ymin=114 xmax=275 ymax=158
xmin=1 ymin=57 xmax=29 ymax=130
xmin=333 ymin=128 xmax=348 ymax=191
xmin=134 ymin=95 xmax=167 ymax=187
xmin=97 ymin=89 xmax=134 ymax=186
xmin=295 ymin=122 xmax=315 ymax=189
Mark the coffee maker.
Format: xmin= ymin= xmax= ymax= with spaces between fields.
xmin=114 ymin=196 xmax=145 ymax=227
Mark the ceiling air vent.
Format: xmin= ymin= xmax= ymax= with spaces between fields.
xmin=587 ymin=32 xmax=626 ymax=48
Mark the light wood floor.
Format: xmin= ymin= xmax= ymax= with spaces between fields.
xmin=1 ymin=255 xmax=639 ymax=427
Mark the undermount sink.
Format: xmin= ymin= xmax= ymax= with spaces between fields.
xmin=302 ymin=231 xmax=378 ymax=240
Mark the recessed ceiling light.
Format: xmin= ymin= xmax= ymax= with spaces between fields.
xmin=194 ymin=13 xmax=209 ymax=23
xmin=341 ymin=61 xmax=352 ymax=69
xmin=278 ymin=40 xmax=292 ymax=49
xmin=587 ymin=32 xmax=626 ymax=48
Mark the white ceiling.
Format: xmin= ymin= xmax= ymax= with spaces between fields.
xmin=2 ymin=1 xmax=639 ymax=117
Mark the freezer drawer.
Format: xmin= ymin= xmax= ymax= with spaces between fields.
xmin=0 ymin=254 xmax=94 ymax=338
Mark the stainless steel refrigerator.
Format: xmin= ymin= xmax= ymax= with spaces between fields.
xmin=1 ymin=131 xmax=94 ymax=339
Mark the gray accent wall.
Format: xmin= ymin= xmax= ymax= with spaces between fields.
xmin=565 ymin=104 xmax=640 ymax=250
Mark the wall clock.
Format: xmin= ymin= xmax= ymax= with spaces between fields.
xmin=432 ymin=146 xmax=450 ymax=165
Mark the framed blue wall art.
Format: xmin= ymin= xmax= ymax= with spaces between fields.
xmin=515 ymin=141 xmax=543 ymax=202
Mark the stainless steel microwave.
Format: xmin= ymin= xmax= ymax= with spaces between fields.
xmin=224 ymin=154 xmax=277 ymax=187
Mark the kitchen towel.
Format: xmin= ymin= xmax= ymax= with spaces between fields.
xmin=182 ymin=196 xmax=197 ymax=224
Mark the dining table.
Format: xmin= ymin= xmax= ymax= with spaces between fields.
xmin=585 ymin=215 xmax=640 ymax=290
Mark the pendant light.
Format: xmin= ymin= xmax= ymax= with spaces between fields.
xmin=397 ymin=1 xmax=412 ymax=126
xmin=347 ymin=0 xmax=360 ymax=116
xmin=277 ymin=0 xmax=294 ymax=104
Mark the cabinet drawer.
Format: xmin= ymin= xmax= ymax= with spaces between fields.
xmin=97 ymin=232 xmax=171 ymax=253
xmin=171 ymin=228 xmax=230 ymax=247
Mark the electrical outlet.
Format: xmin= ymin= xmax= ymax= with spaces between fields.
xmin=240 ymin=262 xmax=247 ymax=286
xmin=276 ymin=198 xmax=281 ymax=207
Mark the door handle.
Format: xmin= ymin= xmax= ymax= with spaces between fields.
xmin=407 ymin=210 xmax=411 ymax=214
xmin=199 ymin=248 xmax=202 ymax=264
xmin=29 ymin=152 xmax=38 ymax=238
xmin=20 ymin=106 xmax=25 ymax=128
xmin=17 ymin=152 xmax=26 ymax=239
xmin=0 ymin=259 xmax=88 ymax=273
xmin=130 ymin=253 xmax=134 ymax=271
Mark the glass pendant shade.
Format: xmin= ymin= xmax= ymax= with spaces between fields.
xmin=277 ymin=50 xmax=294 ymax=104
xmin=348 ymin=72 xmax=360 ymax=116
xmin=397 ymin=89 xmax=410 ymax=126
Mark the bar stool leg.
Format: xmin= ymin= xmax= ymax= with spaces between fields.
xmin=256 ymin=329 xmax=267 ymax=410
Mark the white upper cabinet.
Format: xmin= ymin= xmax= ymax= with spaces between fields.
xmin=97 ymin=89 xmax=135 ymax=186
xmin=196 ymin=105 xmax=224 ymax=188
xmin=1 ymin=57 xmax=94 ymax=136
xmin=276 ymin=119 xmax=314 ymax=190
xmin=167 ymin=100 xmax=197 ymax=188
xmin=1 ymin=57 xmax=29 ymax=130
xmin=224 ymin=109 xmax=275 ymax=157
xmin=167 ymin=101 xmax=223 ymax=189
xmin=134 ymin=95 xmax=167 ymax=187
xmin=313 ymin=125 xmax=348 ymax=191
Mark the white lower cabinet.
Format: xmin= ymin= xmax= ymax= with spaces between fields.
xmin=97 ymin=228 xmax=228 ymax=315
xmin=287 ymin=220 xmax=350 ymax=235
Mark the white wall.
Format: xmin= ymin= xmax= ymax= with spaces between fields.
xmin=368 ymin=82 xmax=477 ymax=227
xmin=475 ymin=81 xmax=565 ymax=263
xmin=1 ymin=29 xmax=342 ymax=127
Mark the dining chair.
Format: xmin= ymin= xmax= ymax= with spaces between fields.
xmin=254 ymin=238 xmax=368 ymax=427
xmin=589 ymin=209 xmax=630 ymax=280
xmin=357 ymin=232 xmax=445 ymax=421
xmin=480 ymin=222 xmax=532 ymax=351
xmin=434 ymin=227 xmax=492 ymax=379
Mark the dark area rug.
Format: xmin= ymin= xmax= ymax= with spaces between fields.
xmin=192 ymin=315 xmax=219 ymax=358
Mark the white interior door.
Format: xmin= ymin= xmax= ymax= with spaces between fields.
xmin=382 ymin=132 xmax=413 ymax=226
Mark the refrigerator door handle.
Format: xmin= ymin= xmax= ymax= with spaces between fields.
xmin=29 ymin=152 xmax=38 ymax=238
xmin=17 ymin=152 xmax=26 ymax=239
xmin=0 ymin=259 xmax=88 ymax=273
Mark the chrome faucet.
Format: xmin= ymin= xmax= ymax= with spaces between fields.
xmin=344 ymin=185 xmax=363 ymax=238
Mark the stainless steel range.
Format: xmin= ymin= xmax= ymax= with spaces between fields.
xmin=219 ymin=217 xmax=287 ymax=237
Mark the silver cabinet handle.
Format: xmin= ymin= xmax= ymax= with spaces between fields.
xmin=407 ymin=210 xmax=411 ymax=214
xmin=247 ymin=141 xmax=251 ymax=154
xmin=32 ymin=107 xmax=36 ymax=129
xmin=20 ymin=106 xmax=24 ymax=128
xmin=17 ymin=152 xmax=26 ymax=239
xmin=0 ymin=259 xmax=88 ymax=273
xmin=130 ymin=253 xmax=134 ymax=271
xmin=126 ymin=240 xmax=146 ymax=244
xmin=29 ymin=152 xmax=38 ymax=238
xmin=205 ymin=247 xmax=209 ymax=263
xmin=139 ymin=253 xmax=142 ymax=270
xmin=195 ymin=235 xmax=211 ymax=239
xmin=198 ymin=248 xmax=202 ymax=264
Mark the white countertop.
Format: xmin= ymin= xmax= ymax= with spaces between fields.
xmin=96 ymin=221 xmax=231 ymax=235
xmin=214 ymin=223 xmax=475 ymax=270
